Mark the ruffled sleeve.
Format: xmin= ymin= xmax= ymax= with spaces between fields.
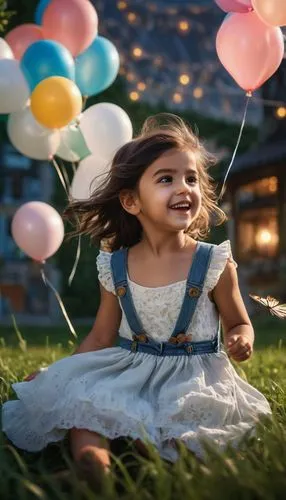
xmin=96 ymin=250 xmax=116 ymax=295
xmin=204 ymin=240 xmax=237 ymax=291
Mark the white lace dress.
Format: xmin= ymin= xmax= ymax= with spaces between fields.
xmin=2 ymin=240 xmax=271 ymax=460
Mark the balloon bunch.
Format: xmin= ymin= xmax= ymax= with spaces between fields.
xmin=0 ymin=0 xmax=131 ymax=166
xmin=0 ymin=0 xmax=134 ymax=333
xmin=215 ymin=0 xmax=285 ymax=195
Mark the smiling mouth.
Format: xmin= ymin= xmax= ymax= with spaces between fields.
xmin=169 ymin=202 xmax=191 ymax=211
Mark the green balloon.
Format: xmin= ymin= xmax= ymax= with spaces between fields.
xmin=56 ymin=123 xmax=90 ymax=162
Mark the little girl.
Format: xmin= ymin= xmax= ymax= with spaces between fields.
xmin=2 ymin=114 xmax=271 ymax=476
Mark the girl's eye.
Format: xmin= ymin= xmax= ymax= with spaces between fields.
xmin=187 ymin=176 xmax=197 ymax=184
xmin=158 ymin=176 xmax=172 ymax=184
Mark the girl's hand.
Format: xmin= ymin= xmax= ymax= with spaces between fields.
xmin=226 ymin=335 xmax=253 ymax=362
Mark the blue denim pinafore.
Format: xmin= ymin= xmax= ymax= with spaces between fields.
xmin=111 ymin=242 xmax=220 ymax=356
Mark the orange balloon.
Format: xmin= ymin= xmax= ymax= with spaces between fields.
xmin=5 ymin=24 xmax=44 ymax=60
xmin=253 ymin=0 xmax=286 ymax=27
xmin=31 ymin=76 xmax=82 ymax=129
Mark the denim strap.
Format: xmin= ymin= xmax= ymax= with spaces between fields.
xmin=111 ymin=248 xmax=145 ymax=335
xmin=171 ymin=242 xmax=214 ymax=338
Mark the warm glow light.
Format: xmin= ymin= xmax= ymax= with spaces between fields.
xmin=257 ymin=229 xmax=272 ymax=245
xmin=269 ymin=177 xmax=278 ymax=193
xmin=179 ymin=74 xmax=190 ymax=85
xmin=276 ymin=107 xmax=286 ymax=119
xmin=137 ymin=82 xmax=146 ymax=91
xmin=193 ymin=87 xmax=203 ymax=99
xmin=178 ymin=20 xmax=190 ymax=33
xmin=173 ymin=92 xmax=182 ymax=104
xmin=126 ymin=72 xmax=136 ymax=82
xmin=133 ymin=47 xmax=143 ymax=58
xmin=117 ymin=1 xmax=127 ymax=10
xmin=129 ymin=91 xmax=140 ymax=101
xmin=127 ymin=12 xmax=137 ymax=23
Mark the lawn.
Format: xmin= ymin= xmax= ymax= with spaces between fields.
xmin=0 ymin=315 xmax=285 ymax=499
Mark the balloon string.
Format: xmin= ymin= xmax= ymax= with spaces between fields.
xmin=68 ymin=233 xmax=81 ymax=286
xmin=51 ymin=157 xmax=70 ymax=199
xmin=219 ymin=92 xmax=252 ymax=200
xmin=51 ymin=159 xmax=81 ymax=287
xmin=60 ymin=158 xmax=71 ymax=191
xmin=39 ymin=263 xmax=77 ymax=340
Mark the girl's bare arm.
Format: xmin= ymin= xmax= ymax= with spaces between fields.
xmin=213 ymin=261 xmax=254 ymax=362
xmin=75 ymin=284 xmax=122 ymax=354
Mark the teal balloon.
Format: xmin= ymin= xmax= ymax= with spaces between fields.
xmin=21 ymin=40 xmax=75 ymax=91
xmin=56 ymin=123 xmax=91 ymax=162
xmin=35 ymin=0 xmax=51 ymax=24
xmin=75 ymin=36 xmax=120 ymax=97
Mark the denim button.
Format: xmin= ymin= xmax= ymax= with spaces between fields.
xmin=116 ymin=286 xmax=126 ymax=297
xmin=188 ymin=287 xmax=201 ymax=298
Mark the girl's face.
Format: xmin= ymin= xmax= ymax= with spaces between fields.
xmin=132 ymin=149 xmax=202 ymax=233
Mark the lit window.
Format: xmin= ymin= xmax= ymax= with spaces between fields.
xmin=238 ymin=207 xmax=279 ymax=260
xmin=237 ymin=177 xmax=278 ymax=203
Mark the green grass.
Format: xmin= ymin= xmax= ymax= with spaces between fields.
xmin=0 ymin=315 xmax=285 ymax=499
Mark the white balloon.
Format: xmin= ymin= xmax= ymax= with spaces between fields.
xmin=0 ymin=38 xmax=14 ymax=59
xmin=8 ymin=107 xmax=61 ymax=160
xmin=0 ymin=59 xmax=30 ymax=114
xmin=70 ymin=155 xmax=111 ymax=200
xmin=79 ymin=102 xmax=133 ymax=159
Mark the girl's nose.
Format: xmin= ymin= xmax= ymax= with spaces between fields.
xmin=175 ymin=180 xmax=190 ymax=195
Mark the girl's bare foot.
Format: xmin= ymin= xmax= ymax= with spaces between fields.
xmin=76 ymin=446 xmax=110 ymax=491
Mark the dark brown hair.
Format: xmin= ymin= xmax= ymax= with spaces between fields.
xmin=65 ymin=113 xmax=226 ymax=251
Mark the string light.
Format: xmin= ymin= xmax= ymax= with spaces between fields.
xmin=96 ymin=0 xmax=286 ymax=124
xmin=179 ymin=74 xmax=190 ymax=85
xmin=126 ymin=72 xmax=136 ymax=82
xmin=117 ymin=1 xmax=127 ymax=10
xmin=178 ymin=20 xmax=191 ymax=33
xmin=137 ymin=82 xmax=146 ymax=91
xmin=127 ymin=12 xmax=137 ymax=23
xmin=193 ymin=87 xmax=203 ymax=99
xmin=173 ymin=92 xmax=183 ymax=104
xmin=132 ymin=46 xmax=143 ymax=58
xmin=129 ymin=91 xmax=140 ymax=101
xmin=276 ymin=107 xmax=286 ymax=119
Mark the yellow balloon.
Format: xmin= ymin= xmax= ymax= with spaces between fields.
xmin=31 ymin=76 xmax=82 ymax=129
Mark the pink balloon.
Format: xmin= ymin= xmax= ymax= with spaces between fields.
xmin=12 ymin=202 xmax=64 ymax=261
xmin=5 ymin=24 xmax=44 ymax=60
xmin=215 ymin=0 xmax=253 ymax=13
xmin=216 ymin=11 xmax=284 ymax=91
xmin=42 ymin=0 xmax=98 ymax=57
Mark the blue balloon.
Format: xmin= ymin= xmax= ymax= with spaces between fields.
xmin=35 ymin=0 xmax=51 ymax=25
xmin=21 ymin=40 xmax=75 ymax=91
xmin=75 ymin=36 xmax=120 ymax=97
